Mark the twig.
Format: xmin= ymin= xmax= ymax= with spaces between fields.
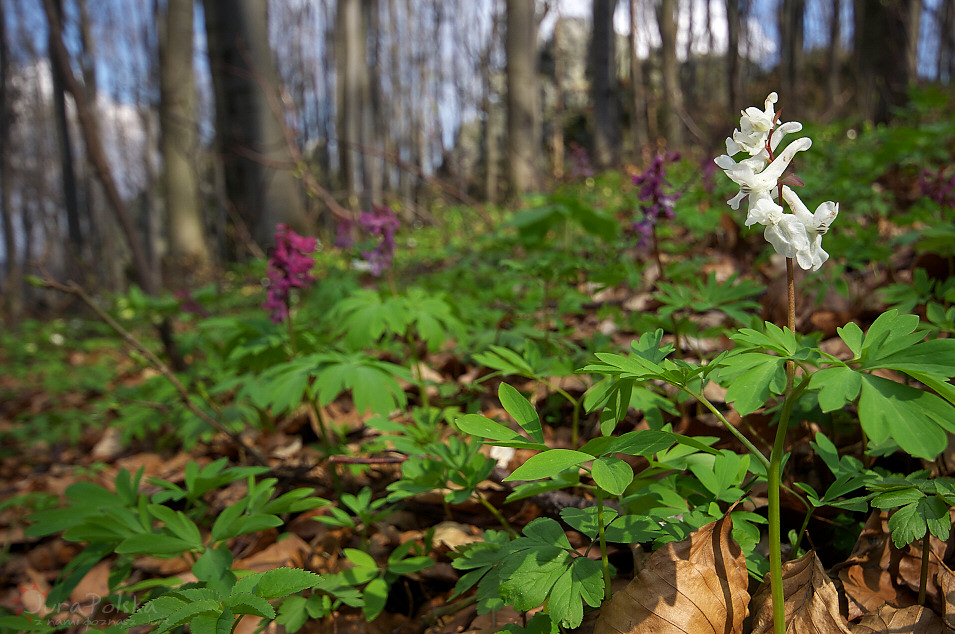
xmin=40 ymin=277 xmax=269 ymax=466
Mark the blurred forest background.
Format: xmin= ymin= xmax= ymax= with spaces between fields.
xmin=0 ymin=0 xmax=952 ymax=323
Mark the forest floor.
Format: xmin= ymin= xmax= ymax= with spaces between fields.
xmin=1 ymin=191 xmax=955 ymax=633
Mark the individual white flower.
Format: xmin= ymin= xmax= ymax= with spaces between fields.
xmin=731 ymin=92 xmax=779 ymax=156
xmin=747 ymin=195 xmax=784 ymax=227
xmin=764 ymin=212 xmax=811 ymax=266
xmin=715 ymin=137 xmax=812 ymax=221
xmin=781 ymin=186 xmax=839 ymax=271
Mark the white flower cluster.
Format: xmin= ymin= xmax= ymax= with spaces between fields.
xmin=715 ymin=92 xmax=839 ymax=271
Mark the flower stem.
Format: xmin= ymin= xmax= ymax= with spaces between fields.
xmin=683 ymin=387 xmax=770 ymax=471
xmin=596 ymin=490 xmax=612 ymax=601
xmin=768 ymin=258 xmax=799 ymax=634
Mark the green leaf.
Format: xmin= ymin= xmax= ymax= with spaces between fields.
xmin=115 ymin=533 xmax=195 ymax=555
xmin=210 ymin=503 xmax=245 ymax=542
xmin=865 ymin=338 xmax=955 ymax=376
xmin=362 ymin=576 xmax=389 ymax=621
xmin=226 ymin=592 xmax=276 ymax=618
xmin=155 ymin=599 xmax=223 ymax=633
xmin=254 ymin=568 xmax=323 ymax=599
xmin=837 ymin=321 xmax=864 ymax=358
xmin=858 ymin=375 xmax=949 ymax=460
xmin=190 ymin=607 xmax=235 ymax=634
xmin=147 ymin=504 xmax=202 ymax=548
xmin=192 ymin=546 xmax=236 ymax=595
xmin=498 ymin=546 xmax=570 ymax=611
xmin=591 ymin=457 xmax=634 ymax=496
xmin=499 ymin=383 xmax=544 ymax=444
xmin=722 ymin=354 xmax=786 ymax=416
xmin=810 ymin=366 xmax=862 ymax=412
xmin=455 ymin=414 xmax=548 ymax=450
xmin=886 ymin=502 xmax=925 ymax=549
xmin=504 ymin=449 xmax=593 ymax=482
xmin=871 ymin=488 xmax=924 ymax=509
xmin=560 ymin=507 xmax=618 ymax=540
xmin=547 ymin=557 xmax=604 ymax=628
xmin=123 ymin=595 xmax=188 ymax=627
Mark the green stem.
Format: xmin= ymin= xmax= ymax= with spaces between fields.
xmin=543 ymin=379 xmax=581 ymax=447
xmin=596 ymin=491 xmax=613 ymax=601
xmin=768 ymin=376 xmax=808 ymax=634
xmin=768 ymin=256 xmax=798 ymax=634
xmin=919 ymin=535 xmax=930 ymax=605
xmin=309 ymin=395 xmax=340 ymax=495
xmin=406 ymin=332 xmax=430 ymax=411
xmin=476 ymin=490 xmax=517 ymax=538
xmin=683 ymin=387 xmax=770 ymax=471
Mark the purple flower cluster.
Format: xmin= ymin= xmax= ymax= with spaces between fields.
xmin=919 ymin=166 xmax=955 ymax=210
xmin=263 ymin=224 xmax=317 ymax=324
xmin=630 ymin=152 xmax=681 ymax=248
xmin=358 ymin=205 xmax=400 ymax=276
xmin=567 ymin=143 xmax=595 ymax=180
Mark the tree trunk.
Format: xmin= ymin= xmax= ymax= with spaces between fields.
xmin=592 ymin=0 xmax=619 ymax=169
xmin=160 ymin=0 xmax=210 ymax=276
xmin=203 ymin=0 xmax=308 ymax=248
xmin=726 ymin=0 xmax=741 ymax=113
xmin=853 ymin=0 xmax=914 ymax=124
xmin=48 ymin=0 xmax=83 ymax=255
xmin=628 ymin=0 xmax=648 ymax=154
xmin=826 ymin=0 xmax=842 ymax=105
xmin=506 ymin=0 xmax=541 ymax=195
xmin=657 ymin=0 xmax=684 ymax=147
xmin=778 ymin=0 xmax=805 ymax=108
xmin=41 ymin=0 xmax=159 ymax=295
xmin=940 ymin=0 xmax=955 ymax=81
xmin=336 ymin=0 xmax=371 ymax=211
xmin=0 ymin=0 xmax=22 ymax=324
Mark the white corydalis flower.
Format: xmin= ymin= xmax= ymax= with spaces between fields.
xmin=781 ymin=186 xmax=839 ymax=271
xmin=727 ymin=92 xmax=778 ymax=156
xmin=715 ymin=137 xmax=812 ymax=222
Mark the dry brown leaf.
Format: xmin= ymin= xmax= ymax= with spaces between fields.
xmin=594 ymin=513 xmax=749 ymax=633
xmin=937 ymin=563 xmax=955 ymax=631
xmin=834 ymin=511 xmax=950 ymax=620
xmin=850 ymin=604 xmax=947 ymax=633
xmin=750 ymin=550 xmax=851 ymax=634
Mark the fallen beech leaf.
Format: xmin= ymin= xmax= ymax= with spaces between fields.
xmin=938 ymin=563 xmax=955 ymax=631
xmin=594 ymin=513 xmax=749 ymax=633
xmin=750 ymin=550 xmax=851 ymax=634
xmin=850 ymin=604 xmax=947 ymax=633
xmin=834 ymin=511 xmax=949 ymax=620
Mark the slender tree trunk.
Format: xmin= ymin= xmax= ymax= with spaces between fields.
xmin=628 ymin=0 xmax=648 ymax=156
xmin=726 ymin=0 xmax=741 ymax=112
xmin=336 ymin=0 xmax=369 ymax=210
xmin=552 ymin=13 xmax=565 ymax=180
xmin=592 ymin=0 xmax=619 ymax=169
xmin=657 ymin=0 xmax=684 ymax=147
xmin=203 ymin=0 xmax=309 ymax=248
xmin=0 ymin=0 xmax=22 ymax=324
xmin=940 ymin=0 xmax=955 ymax=81
xmin=826 ymin=0 xmax=842 ymax=105
xmin=42 ymin=0 xmax=158 ymax=294
xmin=506 ymin=0 xmax=541 ymax=195
xmin=160 ymin=0 xmax=210 ymax=276
xmin=853 ymin=0 xmax=914 ymax=123
xmin=778 ymin=0 xmax=806 ymax=108
xmin=48 ymin=0 xmax=83 ymax=255
xmin=905 ymin=0 xmax=921 ymax=81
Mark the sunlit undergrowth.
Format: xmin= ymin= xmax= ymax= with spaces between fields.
xmin=1 ymin=87 xmax=954 ymax=633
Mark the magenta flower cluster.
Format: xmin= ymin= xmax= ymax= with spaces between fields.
xmin=263 ymin=224 xmax=317 ymax=324
xmin=630 ymin=152 xmax=681 ymax=248
xmin=919 ymin=166 xmax=955 ymax=211
xmin=359 ymin=206 xmax=400 ymax=276
xmin=336 ymin=205 xmax=401 ymax=277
